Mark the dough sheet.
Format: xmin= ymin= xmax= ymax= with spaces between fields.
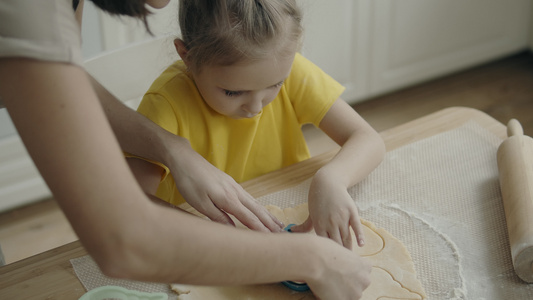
xmin=170 ymin=203 xmax=426 ymax=299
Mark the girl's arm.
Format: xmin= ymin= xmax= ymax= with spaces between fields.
xmin=292 ymin=98 xmax=386 ymax=249
xmin=0 ymin=59 xmax=372 ymax=299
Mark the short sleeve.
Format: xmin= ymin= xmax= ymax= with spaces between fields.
xmin=0 ymin=0 xmax=84 ymax=108
xmin=0 ymin=0 xmax=83 ymax=66
xmin=283 ymin=53 xmax=345 ymax=127
xmin=125 ymin=93 xmax=177 ymax=182
xmin=123 ymin=153 xmax=171 ymax=183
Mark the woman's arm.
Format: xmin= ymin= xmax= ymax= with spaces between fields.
xmin=292 ymin=98 xmax=386 ymax=249
xmin=89 ymin=75 xmax=282 ymax=232
xmin=0 ymin=60 xmax=371 ymax=297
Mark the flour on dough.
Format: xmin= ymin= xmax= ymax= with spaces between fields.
xmin=170 ymin=203 xmax=426 ymax=300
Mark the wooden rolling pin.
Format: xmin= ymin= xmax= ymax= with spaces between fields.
xmin=497 ymin=119 xmax=533 ymax=283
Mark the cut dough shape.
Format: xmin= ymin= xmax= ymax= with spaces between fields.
xmin=170 ymin=203 xmax=426 ymax=299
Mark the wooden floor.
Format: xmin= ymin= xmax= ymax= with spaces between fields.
xmin=1 ymin=51 xmax=532 ymax=265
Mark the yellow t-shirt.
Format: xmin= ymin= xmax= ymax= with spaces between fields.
xmin=135 ymin=53 xmax=345 ymax=206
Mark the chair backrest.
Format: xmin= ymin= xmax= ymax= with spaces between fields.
xmin=84 ymin=36 xmax=177 ymax=109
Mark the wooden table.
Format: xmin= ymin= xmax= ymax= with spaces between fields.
xmin=0 ymin=107 xmax=507 ymax=299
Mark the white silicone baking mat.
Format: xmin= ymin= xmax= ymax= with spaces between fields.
xmin=72 ymin=121 xmax=533 ymax=299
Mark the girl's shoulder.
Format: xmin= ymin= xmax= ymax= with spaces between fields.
xmin=147 ymin=60 xmax=189 ymax=90
xmin=290 ymin=53 xmax=314 ymax=74
xmin=286 ymin=53 xmax=327 ymax=85
xmin=146 ymin=60 xmax=197 ymax=98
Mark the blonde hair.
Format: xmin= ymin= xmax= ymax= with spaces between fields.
xmin=179 ymin=0 xmax=303 ymax=73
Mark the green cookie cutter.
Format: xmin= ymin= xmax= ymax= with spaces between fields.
xmin=78 ymin=285 xmax=168 ymax=300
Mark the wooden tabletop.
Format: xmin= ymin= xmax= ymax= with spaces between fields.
xmin=0 ymin=107 xmax=507 ymax=299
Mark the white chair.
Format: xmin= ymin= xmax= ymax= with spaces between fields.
xmin=84 ymin=35 xmax=178 ymax=109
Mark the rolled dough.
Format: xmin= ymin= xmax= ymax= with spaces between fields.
xmin=170 ymin=203 xmax=426 ymax=299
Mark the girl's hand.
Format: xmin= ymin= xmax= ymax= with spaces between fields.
xmin=291 ymin=174 xmax=365 ymax=249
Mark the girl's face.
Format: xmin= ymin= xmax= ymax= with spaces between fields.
xmin=191 ymin=54 xmax=295 ymax=119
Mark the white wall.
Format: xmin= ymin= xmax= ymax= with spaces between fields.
xmin=531 ymin=6 xmax=533 ymax=50
xmin=94 ymin=0 xmax=180 ymax=54
xmin=0 ymin=111 xmax=15 ymax=140
xmin=81 ymin=1 xmax=104 ymax=58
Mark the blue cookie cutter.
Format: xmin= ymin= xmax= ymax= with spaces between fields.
xmin=281 ymin=224 xmax=310 ymax=292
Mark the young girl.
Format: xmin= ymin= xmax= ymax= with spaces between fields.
xmin=127 ymin=0 xmax=385 ymax=250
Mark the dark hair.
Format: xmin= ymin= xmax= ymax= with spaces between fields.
xmin=82 ymin=0 xmax=153 ymax=34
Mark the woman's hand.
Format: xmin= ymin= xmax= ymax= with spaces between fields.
xmin=169 ymin=142 xmax=284 ymax=233
xmin=290 ymin=173 xmax=365 ymax=249
xmin=304 ymin=236 xmax=372 ymax=300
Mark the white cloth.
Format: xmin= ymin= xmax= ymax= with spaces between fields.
xmin=0 ymin=0 xmax=83 ymax=107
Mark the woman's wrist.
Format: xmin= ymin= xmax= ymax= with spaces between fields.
xmin=285 ymin=234 xmax=325 ymax=284
xmin=157 ymin=131 xmax=193 ymax=169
